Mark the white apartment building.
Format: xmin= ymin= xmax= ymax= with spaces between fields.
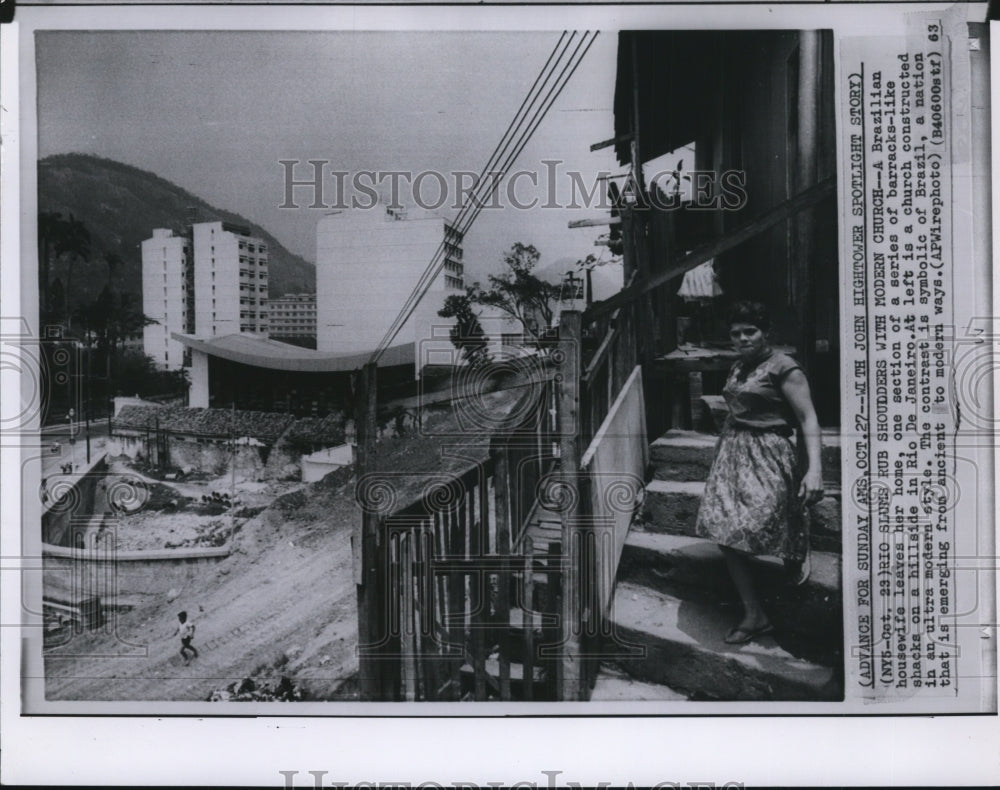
xmin=141 ymin=228 xmax=192 ymax=369
xmin=141 ymin=221 xmax=269 ymax=369
xmin=268 ymin=292 xmax=317 ymax=340
xmin=192 ymin=221 xmax=269 ymax=337
xmin=316 ymin=205 xmax=464 ymax=355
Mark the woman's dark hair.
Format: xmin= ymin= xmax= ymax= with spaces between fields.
xmin=727 ymin=301 xmax=771 ymax=333
xmin=178 ymin=611 xmax=187 ymax=621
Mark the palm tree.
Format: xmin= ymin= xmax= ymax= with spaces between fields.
xmin=38 ymin=212 xmax=64 ymax=323
xmin=59 ymin=214 xmax=91 ymax=329
xmin=37 ymin=211 xmax=92 ymax=329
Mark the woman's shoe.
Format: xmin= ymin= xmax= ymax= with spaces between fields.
xmin=723 ymin=622 xmax=775 ymax=645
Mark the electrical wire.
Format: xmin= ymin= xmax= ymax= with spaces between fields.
xmin=367 ymin=32 xmax=583 ymax=362
xmin=367 ymin=30 xmax=599 ymax=366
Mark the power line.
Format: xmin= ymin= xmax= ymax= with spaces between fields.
xmin=367 ymin=32 xmax=583 ymax=362
xmin=368 ymin=30 xmax=599 ymax=366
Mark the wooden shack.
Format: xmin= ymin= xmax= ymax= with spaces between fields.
xmin=603 ymin=30 xmax=840 ymax=432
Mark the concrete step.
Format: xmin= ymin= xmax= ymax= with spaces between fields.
xmin=618 ymin=530 xmax=843 ymax=665
xmin=591 ymin=663 xmax=688 ymax=701
xmin=641 ymin=478 xmax=842 ymax=553
xmin=649 ymin=430 xmax=718 ymax=482
xmin=649 ymin=429 xmax=842 ymax=486
xmin=608 ymin=581 xmax=842 ymax=701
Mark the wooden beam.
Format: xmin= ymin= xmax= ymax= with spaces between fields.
xmin=585 ymin=177 xmax=836 ymax=321
xmin=355 ymin=361 xmax=382 ymax=700
xmin=590 ymin=134 xmax=632 ymax=152
xmin=556 ymin=311 xmax=583 ymax=701
xmin=568 ymin=216 xmax=622 ymax=229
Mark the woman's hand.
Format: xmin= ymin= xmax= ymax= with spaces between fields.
xmin=799 ymin=467 xmax=824 ymax=506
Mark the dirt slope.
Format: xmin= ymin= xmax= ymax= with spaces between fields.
xmin=44 ymin=388 xmax=527 ymax=702
xmin=45 ymin=465 xmax=360 ymax=702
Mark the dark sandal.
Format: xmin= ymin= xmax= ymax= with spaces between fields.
xmin=724 ymin=623 xmax=775 ymax=645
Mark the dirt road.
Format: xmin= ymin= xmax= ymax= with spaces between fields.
xmin=45 ymin=468 xmax=360 ymax=702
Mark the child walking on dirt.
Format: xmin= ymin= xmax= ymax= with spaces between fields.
xmin=174 ymin=611 xmax=199 ymax=665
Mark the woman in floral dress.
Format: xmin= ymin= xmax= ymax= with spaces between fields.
xmin=695 ymin=301 xmax=824 ymax=644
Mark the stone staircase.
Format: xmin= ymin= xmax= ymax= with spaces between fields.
xmin=595 ymin=428 xmax=844 ymax=701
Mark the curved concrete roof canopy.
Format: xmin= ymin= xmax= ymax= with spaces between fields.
xmin=171 ymin=332 xmax=415 ymax=372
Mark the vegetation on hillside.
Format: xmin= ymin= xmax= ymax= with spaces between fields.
xmin=38 ymin=153 xmax=315 ymax=313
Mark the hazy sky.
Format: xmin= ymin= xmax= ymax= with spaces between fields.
xmin=36 ymin=31 xmax=622 ymax=281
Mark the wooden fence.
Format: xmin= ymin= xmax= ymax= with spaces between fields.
xmin=354 ymin=304 xmax=643 ymax=701
xmin=353 ymin=363 xmax=560 ymax=700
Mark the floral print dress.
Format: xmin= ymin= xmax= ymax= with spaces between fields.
xmin=694 ymin=350 xmax=808 ymax=561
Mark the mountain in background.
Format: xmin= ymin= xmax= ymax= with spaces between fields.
xmin=38 ymin=153 xmax=315 ymax=313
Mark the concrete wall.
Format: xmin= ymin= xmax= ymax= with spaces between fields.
xmin=41 ymin=459 xmax=108 ymax=547
xmin=109 ymin=431 xmax=295 ymax=481
xmin=264 ymin=437 xmax=302 ymax=481
xmin=44 ymin=543 xmax=229 ymax=599
xmin=188 ymin=349 xmax=209 ymax=408
xmin=301 ymin=443 xmax=353 ymax=483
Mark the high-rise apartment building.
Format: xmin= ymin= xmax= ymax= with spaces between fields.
xmin=141 ymin=221 xmax=269 ymax=369
xmin=268 ymin=293 xmax=317 ymax=341
xmin=141 ymin=228 xmax=193 ymax=370
xmin=192 ymin=221 xmax=269 ymax=337
xmin=315 ymin=205 xmax=464 ymax=354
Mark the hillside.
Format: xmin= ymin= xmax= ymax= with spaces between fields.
xmin=38 ymin=153 xmax=315 ymax=311
xmin=43 ymin=387 xmax=526 ymax=703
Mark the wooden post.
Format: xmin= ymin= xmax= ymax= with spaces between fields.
xmin=629 ymin=31 xmax=660 ymax=371
xmin=470 ymin=484 xmax=487 ymax=700
xmin=401 ymin=532 xmax=417 ymax=701
xmin=354 ymin=361 xmax=383 ymax=700
xmin=522 ymin=535 xmax=535 ymax=702
xmin=493 ymin=448 xmax=512 ymax=700
xmin=795 ymin=30 xmax=821 ymax=381
xmin=557 ymin=311 xmax=583 ymax=700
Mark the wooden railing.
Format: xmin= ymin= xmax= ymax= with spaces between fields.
xmin=554 ymin=306 xmax=646 ymax=698
xmin=353 ymin=363 xmax=559 ymax=700
xmin=354 ymin=304 xmax=645 ymax=701
xmin=579 ymin=297 xmax=640 ymax=450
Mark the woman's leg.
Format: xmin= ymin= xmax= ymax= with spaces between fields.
xmin=719 ymin=546 xmax=770 ymax=633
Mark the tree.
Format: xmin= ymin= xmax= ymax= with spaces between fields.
xmin=38 ymin=212 xmax=63 ymax=322
xmin=59 ymin=214 xmax=91 ymax=329
xmin=37 ymin=211 xmax=91 ymax=328
xmin=438 ymin=288 xmax=489 ymax=365
xmin=470 ymin=243 xmax=562 ymax=347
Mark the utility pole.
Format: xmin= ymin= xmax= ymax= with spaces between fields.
xmin=230 ymin=400 xmax=236 ymax=543
xmin=85 ymin=334 xmax=92 ymax=464
xmin=66 ymin=408 xmax=75 ymax=471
